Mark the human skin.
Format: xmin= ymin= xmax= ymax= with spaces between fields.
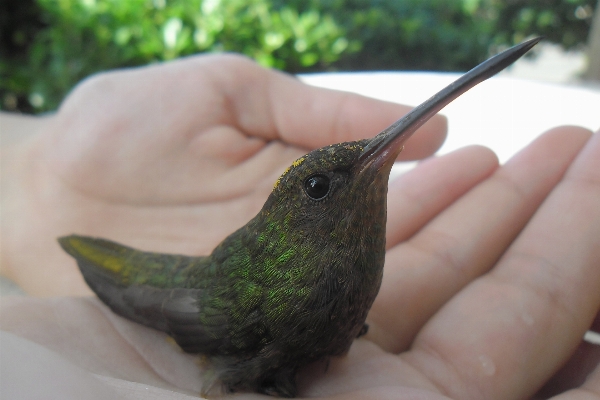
xmin=1 ymin=54 xmax=600 ymax=399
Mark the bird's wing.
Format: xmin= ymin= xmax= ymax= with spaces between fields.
xmin=58 ymin=235 xmax=231 ymax=354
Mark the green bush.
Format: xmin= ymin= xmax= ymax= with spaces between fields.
xmin=1 ymin=0 xmax=349 ymax=113
xmin=487 ymin=0 xmax=596 ymax=49
xmin=278 ymin=0 xmax=595 ymax=71
xmin=1 ymin=0 xmax=596 ymax=114
xmin=276 ymin=0 xmax=494 ymax=71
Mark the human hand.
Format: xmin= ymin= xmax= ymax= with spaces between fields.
xmin=0 ymin=54 xmax=445 ymax=296
xmin=2 ymin=125 xmax=599 ymax=399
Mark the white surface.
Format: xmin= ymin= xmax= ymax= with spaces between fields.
xmin=300 ymin=72 xmax=600 ymax=164
xmin=585 ymin=330 xmax=600 ymax=345
xmin=503 ymin=42 xmax=587 ymax=84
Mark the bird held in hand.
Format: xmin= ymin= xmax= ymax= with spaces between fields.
xmin=59 ymin=37 xmax=541 ymax=397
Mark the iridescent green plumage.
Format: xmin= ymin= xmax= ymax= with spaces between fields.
xmin=59 ymin=38 xmax=540 ymax=397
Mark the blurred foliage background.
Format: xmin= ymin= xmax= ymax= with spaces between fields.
xmin=1 ymin=0 xmax=596 ymax=114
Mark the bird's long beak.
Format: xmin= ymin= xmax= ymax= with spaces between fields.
xmin=358 ymin=36 xmax=542 ymax=171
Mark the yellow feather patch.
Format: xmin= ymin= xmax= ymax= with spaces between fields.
xmin=67 ymin=238 xmax=128 ymax=275
xmin=273 ymin=156 xmax=306 ymax=189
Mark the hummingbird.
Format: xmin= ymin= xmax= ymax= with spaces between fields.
xmin=59 ymin=37 xmax=541 ymax=397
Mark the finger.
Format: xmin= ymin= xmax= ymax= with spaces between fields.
xmin=368 ymin=126 xmax=593 ymax=353
xmin=404 ymin=130 xmax=600 ymax=400
xmin=386 ymin=145 xmax=499 ymax=247
xmin=364 ymin=145 xmax=499 ymax=349
xmin=199 ymin=54 xmax=447 ymax=160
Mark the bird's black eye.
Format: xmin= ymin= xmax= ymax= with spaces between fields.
xmin=304 ymin=174 xmax=330 ymax=200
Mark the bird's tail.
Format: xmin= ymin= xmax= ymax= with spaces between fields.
xmin=58 ymin=235 xmax=186 ymax=332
